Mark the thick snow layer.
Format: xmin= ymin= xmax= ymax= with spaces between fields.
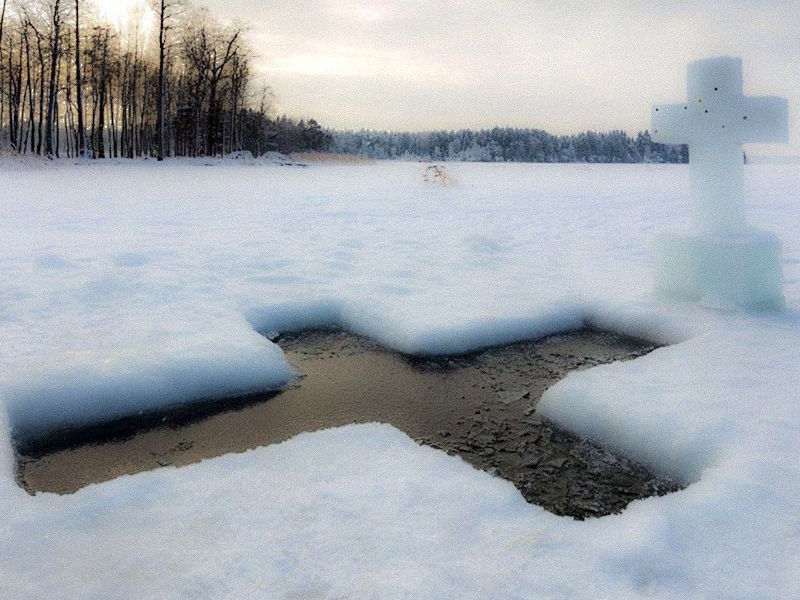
xmin=1 ymin=161 xmax=799 ymax=598
xmin=1 ymin=161 xmax=717 ymax=438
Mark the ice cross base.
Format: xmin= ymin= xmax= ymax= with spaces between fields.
xmin=651 ymin=56 xmax=789 ymax=310
xmin=654 ymin=230 xmax=783 ymax=310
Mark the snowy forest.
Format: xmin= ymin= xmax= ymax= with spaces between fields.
xmin=0 ymin=0 xmax=687 ymax=164
xmin=0 ymin=0 xmax=332 ymax=159
xmin=332 ymin=128 xmax=688 ymax=163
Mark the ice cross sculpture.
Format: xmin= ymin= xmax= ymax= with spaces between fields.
xmin=652 ymin=57 xmax=788 ymax=235
xmin=651 ymin=57 xmax=789 ymax=310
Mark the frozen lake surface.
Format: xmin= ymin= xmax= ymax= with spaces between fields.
xmin=0 ymin=160 xmax=798 ymax=598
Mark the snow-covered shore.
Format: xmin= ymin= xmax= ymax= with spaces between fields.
xmin=0 ymin=160 xmax=798 ymax=598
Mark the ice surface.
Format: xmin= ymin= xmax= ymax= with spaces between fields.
xmin=0 ymin=160 xmax=799 ymax=598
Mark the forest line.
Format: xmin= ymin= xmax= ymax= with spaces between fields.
xmin=0 ymin=0 xmax=687 ymax=164
xmin=0 ymin=0 xmax=331 ymax=160
xmin=331 ymin=128 xmax=688 ymax=164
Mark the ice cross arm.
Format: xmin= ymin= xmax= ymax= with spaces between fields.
xmin=652 ymin=56 xmax=788 ymax=147
xmin=652 ymin=95 xmax=788 ymax=146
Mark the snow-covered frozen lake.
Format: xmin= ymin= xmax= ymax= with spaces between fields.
xmin=1 ymin=160 xmax=799 ymax=598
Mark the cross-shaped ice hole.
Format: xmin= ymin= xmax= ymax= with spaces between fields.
xmin=651 ymin=56 xmax=788 ymax=236
xmin=16 ymin=328 xmax=682 ymax=519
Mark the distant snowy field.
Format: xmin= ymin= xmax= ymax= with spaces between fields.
xmin=1 ymin=160 xmax=799 ymax=598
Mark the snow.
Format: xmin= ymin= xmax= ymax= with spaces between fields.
xmin=1 ymin=160 xmax=799 ymax=598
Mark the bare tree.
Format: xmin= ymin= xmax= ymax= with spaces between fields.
xmin=154 ymin=0 xmax=175 ymax=160
xmin=0 ymin=0 xmax=322 ymax=159
xmin=156 ymin=0 xmax=165 ymax=159
xmin=91 ymin=26 xmax=111 ymax=158
xmin=74 ymin=0 xmax=84 ymax=156
xmin=30 ymin=16 xmax=45 ymax=155
xmin=0 ymin=0 xmax=9 ymax=147
xmin=22 ymin=14 xmax=35 ymax=152
xmin=183 ymin=18 xmax=240 ymax=156
xmin=0 ymin=0 xmax=8 ymax=56
xmin=44 ymin=0 xmax=61 ymax=157
xmin=5 ymin=14 xmax=25 ymax=150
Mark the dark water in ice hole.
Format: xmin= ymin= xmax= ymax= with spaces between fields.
xmin=16 ymin=328 xmax=681 ymax=519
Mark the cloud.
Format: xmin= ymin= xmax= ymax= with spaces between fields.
xmin=199 ymin=0 xmax=799 ymax=153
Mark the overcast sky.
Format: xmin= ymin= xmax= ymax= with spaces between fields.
xmin=196 ymin=0 xmax=799 ymax=154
